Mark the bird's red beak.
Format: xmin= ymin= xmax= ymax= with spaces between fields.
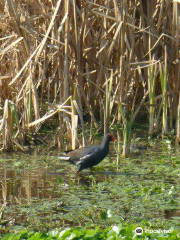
xmin=110 ymin=133 xmax=115 ymax=141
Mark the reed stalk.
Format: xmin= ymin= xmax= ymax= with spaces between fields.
xmin=28 ymin=85 xmax=33 ymax=125
xmin=159 ymin=48 xmax=168 ymax=137
xmin=147 ymin=56 xmax=157 ymax=137
xmin=1 ymin=100 xmax=24 ymax=151
xmin=116 ymin=129 xmax=121 ymax=165
xmin=104 ymin=71 xmax=113 ymax=135
xmin=119 ymin=102 xmax=132 ymax=158
xmin=1 ymin=100 xmax=13 ymax=150
xmin=64 ymin=0 xmax=70 ymax=103
xmin=73 ymin=100 xmax=87 ymax=147
xmin=0 ymin=0 xmax=179 ymax=151
xmin=176 ymin=94 xmax=180 ymax=142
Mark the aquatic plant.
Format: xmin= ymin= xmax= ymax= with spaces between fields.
xmin=1 ymin=224 xmax=179 ymax=240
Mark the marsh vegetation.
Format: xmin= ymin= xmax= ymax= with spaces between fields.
xmin=0 ymin=0 xmax=179 ymax=156
xmin=0 ymin=137 xmax=180 ymax=238
xmin=0 ymin=0 xmax=180 ymax=239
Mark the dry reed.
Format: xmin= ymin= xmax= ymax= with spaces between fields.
xmin=0 ymin=0 xmax=179 ymax=152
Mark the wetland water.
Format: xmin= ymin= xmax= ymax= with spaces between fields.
xmin=0 ymin=139 xmax=180 ymax=231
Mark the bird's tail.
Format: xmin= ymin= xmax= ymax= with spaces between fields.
xmin=58 ymin=156 xmax=70 ymax=160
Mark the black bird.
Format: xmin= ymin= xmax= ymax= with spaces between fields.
xmin=59 ymin=133 xmax=115 ymax=173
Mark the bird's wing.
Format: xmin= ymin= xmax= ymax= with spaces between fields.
xmin=76 ymin=148 xmax=98 ymax=166
xmin=67 ymin=145 xmax=97 ymax=160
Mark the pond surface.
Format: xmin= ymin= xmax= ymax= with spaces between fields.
xmin=0 ymin=137 xmax=180 ymax=231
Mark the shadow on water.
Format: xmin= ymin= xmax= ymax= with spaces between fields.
xmin=0 ymin=139 xmax=180 ymax=230
xmin=164 ymin=209 xmax=180 ymax=220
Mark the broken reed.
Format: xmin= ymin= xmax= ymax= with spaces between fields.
xmin=0 ymin=0 xmax=179 ymax=152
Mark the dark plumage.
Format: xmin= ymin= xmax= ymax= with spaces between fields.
xmin=59 ymin=133 xmax=115 ymax=173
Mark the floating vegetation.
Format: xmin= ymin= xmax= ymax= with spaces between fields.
xmin=0 ymin=139 xmax=180 ymax=236
xmin=1 ymin=224 xmax=180 ymax=240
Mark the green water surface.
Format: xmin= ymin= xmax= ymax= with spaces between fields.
xmin=0 ymin=138 xmax=179 ymax=233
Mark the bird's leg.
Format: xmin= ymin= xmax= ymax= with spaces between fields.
xmin=76 ymin=165 xmax=81 ymax=174
xmin=90 ymin=167 xmax=93 ymax=173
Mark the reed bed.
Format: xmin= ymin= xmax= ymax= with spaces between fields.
xmin=0 ymin=0 xmax=179 ymax=154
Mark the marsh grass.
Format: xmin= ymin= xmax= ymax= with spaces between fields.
xmin=0 ymin=0 xmax=179 ymax=152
